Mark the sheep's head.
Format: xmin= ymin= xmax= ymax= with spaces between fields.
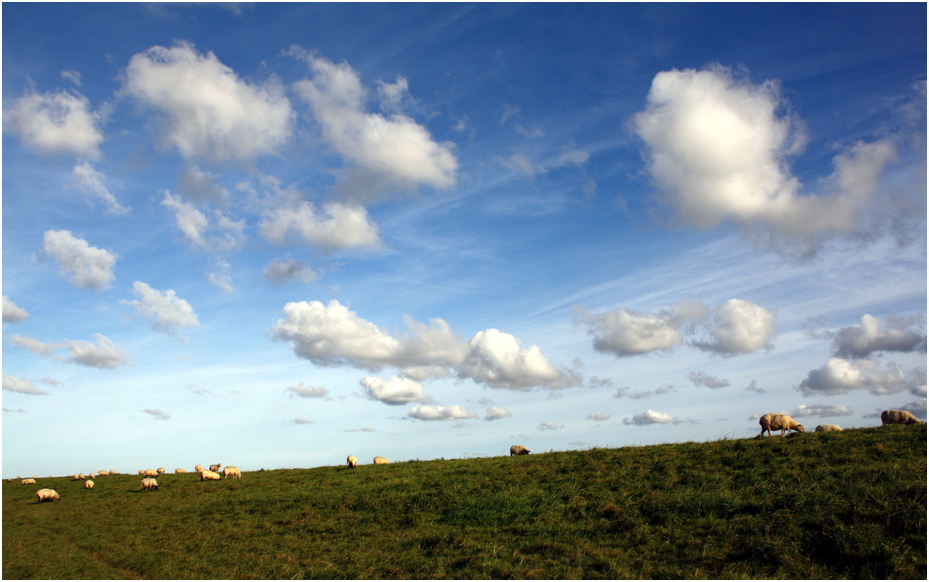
xmin=794 ymin=424 xmax=805 ymax=433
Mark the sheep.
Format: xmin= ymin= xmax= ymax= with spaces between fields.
xmin=78 ymin=473 xmax=85 ymax=480
xmin=175 ymin=468 xmax=187 ymax=474
xmin=36 ymin=489 xmax=60 ymax=503
xmin=815 ymin=424 xmax=843 ymax=432
xmin=347 ymin=455 xmax=358 ymax=469
xmin=880 ymin=409 xmax=923 ymax=426
xmin=510 ymin=445 xmax=530 ymax=456
xmin=142 ymin=469 xmax=158 ymax=477
xmin=199 ymin=470 xmax=221 ymax=481
xmin=139 ymin=470 xmax=145 ymax=475
xmin=98 ymin=470 xmax=108 ymax=476
xmin=758 ymin=413 xmax=805 ymax=437
xmin=223 ymin=466 xmax=241 ymax=480
xmin=89 ymin=472 xmax=97 ymax=479
xmin=72 ymin=474 xmax=82 ymax=481
xmin=85 ymin=480 xmax=94 ymax=489
xmin=140 ymin=478 xmax=159 ymax=491
xmin=373 ymin=456 xmax=390 ymax=465
xmin=195 ymin=464 xmax=204 ymax=472
xmin=209 ymin=463 xmax=222 ymax=472
xmin=157 ymin=467 xmax=166 ymax=474
xmin=21 ymin=478 xmax=37 ymax=485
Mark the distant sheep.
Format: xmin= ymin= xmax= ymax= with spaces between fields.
xmin=142 ymin=469 xmax=158 ymax=477
xmin=175 ymin=468 xmax=187 ymax=474
xmin=36 ymin=489 xmax=60 ymax=503
xmin=347 ymin=455 xmax=358 ymax=469
xmin=199 ymin=470 xmax=221 ymax=481
xmin=72 ymin=474 xmax=82 ymax=481
xmin=373 ymin=457 xmax=390 ymax=465
xmin=815 ymin=424 xmax=843 ymax=432
xmin=85 ymin=480 xmax=94 ymax=489
xmin=510 ymin=445 xmax=530 ymax=456
xmin=78 ymin=473 xmax=85 ymax=480
xmin=209 ymin=463 xmax=222 ymax=472
xmin=758 ymin=413 xmax=805 ymax=437
xmin=98 ymin=470 xmax=108 ymax=476
xmin=195 ymin=464 xmax=204 ymax=472
xmin=880 ymin=409 xmax=923 ymax=426
xmin=140 ymin=478 xmax=159 ymax=491
xmin=223 ymin=466 xmax=241 ymax=480
xmin=89 ymin=472 xmax=97 ymax=479
xmin=21 ymin=478 xmax=36 ymax=485
xmin=157 ymin=467 xmax=166 ymax=474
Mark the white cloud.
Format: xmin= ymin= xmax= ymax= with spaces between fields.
xmin=260 ymin=201 xmax=381 ymax=251
xmin=538 ymin=421 xmax=563 ymax=430
xmin=143 ymin=409 xmax=170 ymax=420
xmin=292 ymin=50 xmax=457 ymax=191
xmin=3 ymin=296 xmax=29 ymax=323
xmin=360 ymin=376 xmax=431 ymax=405
xmin=799 ymin=357 xmax=924 ymax=396
xmin=587 ymin=413 xmax=610 ymax=421
xmin=832 ymin=314 xmax=926 ymax=359
xmin=2 ymin=374 xmax=49 ymax=395
xmin=61 ymin=70 xmax=82 ymax=86
xmin=574 ymin=302 xmax=706 ymax=357
xmin=123 ymin=41 xmax=293 ymax=162
xmin=122 ymin=281 xmax=199 ymax=335
xmin=176 ymin=166 xmax=230 ymax=206
xmin=292 ymin=417 xmax=315 ymax=425
xmin=40 ymin=230 xmax=117 ymax=290
xmin=344 ymin=426 xmax=377 ymax=433
xmin=407 ymin=404 xmax=479 ymax=421
xmin=612 ymin=385 xmax=676 ymax=399
xmin=285 ymin=383 xmax=330 ymax=399
xmin=3 ymin=88 xmax=104 ymax=159
xmin=790 ymin=404 xmax=853 ymax=418
xmin=161 ymin=191 xmax=245 ymax=253
xmin=72 ymin=162 xmax=130 ymax=215
xmin=693 ymin=299 xmax=776 ymax=355
xmin=623 ymin=409 xmax=678 ymax=426
xmin=459 ymin=329 xmax=578 ymax=390
xmin=485 ymin=405 xmax=512 ymax=421
xmin=631 ymin=65 xmax=905 ymax=256
xmin=64 ymin=333 xmax=132 ymax=369
xmin=687 ymin=371 xmax=729 ymax=389
xmin=6 ymin=334 xmax=57 ymax=356
xmin=264 ymin=258 xmax=318 ymax=287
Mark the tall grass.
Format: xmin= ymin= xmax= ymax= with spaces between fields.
xmin=4 ymin=425 xmax=925 ymax=579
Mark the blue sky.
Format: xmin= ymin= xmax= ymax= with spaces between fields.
xmin=3 ymin=3 xmax=926 ymax=477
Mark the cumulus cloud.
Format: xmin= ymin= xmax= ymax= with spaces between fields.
xmin=631 ymin=64 xmax=913 ymax=257
xmin=485 ymin=405 xmax=512 ymax=421
xmin=292 ymin=49 xmax=457 ymax=193
xmin=574 ymin=305 xmax=689 ymax=357
xmin=142 ymin=408 xmax=170 ymax=420
xmin=260 ymin=201 xmax=381 ymax=251
xmin=832 ymin=314 xmax=926 ymax=359
xmin=161 ymin=191 xmax=245 ymax=253
xmin=64 ymin=333 xmax=132 ymax=369
xmin=799 ymin=357 xmax=925 ymax=396
xmin=790 ymin=404 xmax=853 ymax=418
xmin=692 ymin=299 xmax=776 ymax=355
xmin=538 ymin=421 xmax=564 ymax=430
xmin=587 ymin=413 xmax=610 ymax=421
xmin=360 ymin=376 xmax=432 ymax=405
xmin=3 ymin=87 xmax=104 ymax=159
xmin=285 ymin=383 xmax=330 ymax=399
xmin=687 ymin=371 xmax=729 ymax=389
xmin=123 ymin=41 xmax=293 ymax=162
xmin=272 ymin=300 xmax=576 ymax=390
xmin=622 ymin=409 xmax=678 ymax=426
xmin=176 ymin=166 xmax=230 ymax=205
xmin=72 ymin=162 xmax=130 ymax=215
xmin=2 ymin=374 xmax=49 ymax=395
xmin=407 ymin=404 xmax=479 ymax=421
xmin=3 ymin=296 xmax=29 ymax=323
xmin=6 ymin=334 xmax=57 ymax=356
xmin=122 ymin=281 xmax=199 ymax=335
xmin=39 ymin=230 xmax=117 ymax=290
xmin=264 ymin=258 xmax=318 ymax=286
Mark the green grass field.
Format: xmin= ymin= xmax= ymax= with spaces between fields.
xmin=3 ymin=424 xmax=926 ymax=579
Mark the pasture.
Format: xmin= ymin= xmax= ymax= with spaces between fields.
xmin=3 ymin=424 xmax=925 ymax=579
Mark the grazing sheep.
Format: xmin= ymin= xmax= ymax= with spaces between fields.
xmin=880 ymin=409 xmax=923 ymax=426
xmin=195 ymin=464 xmax=204 ymax=472
xmin=98 ymin=470 xmax=108 ymax=476
xmin=157 ymin=467 xmax=166 ymax=474
xmin=21 ymin=478 xmax=37 ymax=485
xmin=223 ymin=466 xmax=241 ymax=480
xmin=373 ymin=456 xmax=390 ymax=465
xmin=175 ymin=468 xmax=187 ymax=474
xmin=758 ymin=413 xmax=805 ymax=437
xmin=36 ymin=489 xmax=61 ymax=503
xmin=209 ymin=463 xmax=222 ymax=472
xmin=72 ymin=474 xmax=82 ymax=481
xmin=815 ymin=424 xmax=843 ymax=432
xmin=89 ymin=472 xmax=97 ymax=479
xmin=510 ymin=445 xmax=530 ymax=456
xmin=199 ymin=470 xmax=221 ymax=481
xmin=142 ymin=469 xmax=158 ymax=477
xmin=140 ymin=478 xmax=159 ymax=491
xmin=139 ymin=470 xmax=145 ymax=475
xmin=85 ymin=480 xmax=94 ymax=489
xmin=347 ymin=455 xmax=358 ymax=469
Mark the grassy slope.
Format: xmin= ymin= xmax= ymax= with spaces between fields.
xmin=3 ymin=425 xmax=926 ymax=579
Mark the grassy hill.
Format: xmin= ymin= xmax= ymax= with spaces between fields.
xmin=3 ymin=424 xmax=925 ymax=579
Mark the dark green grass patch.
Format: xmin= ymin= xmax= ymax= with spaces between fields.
xmin=4 ymin=424 xmax=925 ymax=579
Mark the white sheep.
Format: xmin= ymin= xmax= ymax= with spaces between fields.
xmin=199 ymin=470 xmax=221 ymax=481
xmin=209 ymin=463 xmax=222 ymax=472
xmin=21 ymin=478 xmax=36 ymax=485
xmin=98 ymin=470 xmax=108 ymax=476
xmin=195 ymin=464 xmax=204 ymax=472
xmin=880 ymin=409 xmax=923 ymax=425
xmin=223 ymin=466 xmax=241 ymax=480
xmin=72 ymin=474 xmax=82 ymax=481
xmin=89 ymin=472 xmax=97 ymax=479
xmin=175 ymin=468 xmax=187 ymax=474
xmin=142 ymin=469 xmax=158 ymax=477
xmin=85 ymin=480 xmax=94 ymax=489
xmin=758 ymin=413 xmax=805 ymax=437
xmin=347 ymin=455 xmax=358 ymax=469
xmin=815 ymin=424 xmax=843 ymax=432
xmin=373 ymin=456 xmax=390 ymax=465
xmin=36 ymin=489 xmax=60 ymax=503
xmin=140 ymin=477 xmax=159 ymax=491
xmin=157 ymin=467 xmax=166 ymax=474
xmin=510 ymin=445 xmax=530 ymax=456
